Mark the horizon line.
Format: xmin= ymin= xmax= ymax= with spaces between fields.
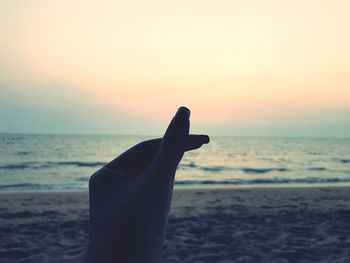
xmin=1 ymin=132 xmax=349 ymax=140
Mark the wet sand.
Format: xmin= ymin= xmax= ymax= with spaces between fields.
xmin=1 ymin=187 xmax=350 ymax=263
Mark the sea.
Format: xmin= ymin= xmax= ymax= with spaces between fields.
xmin=1 ymin=134 xmax=350 ymax=192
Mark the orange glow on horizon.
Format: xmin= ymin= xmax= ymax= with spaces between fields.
xmin=1 ymin=0 xmax=350 ymax=124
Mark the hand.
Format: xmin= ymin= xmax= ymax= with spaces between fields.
xmin=88 ymin=107 xmax=209 ymax=263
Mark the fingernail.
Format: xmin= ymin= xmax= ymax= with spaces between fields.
xmin=202 ymin=135 xmax=210 ymax=144
xmin=175 ymin=106 xmax=190 ymax=122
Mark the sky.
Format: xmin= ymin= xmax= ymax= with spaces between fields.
xmin=1 ymin=0 xmax=349 ymax=137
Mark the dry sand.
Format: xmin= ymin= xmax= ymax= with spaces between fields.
xmin=1 ymin=187 xmax=350 ymax=263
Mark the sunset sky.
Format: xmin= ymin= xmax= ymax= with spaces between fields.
xmin=1 ymin=0 xmax=349 ymax=136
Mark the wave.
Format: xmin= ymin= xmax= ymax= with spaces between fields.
xmin=180 ymin=164 xmax=289 ymax=174
xmin=0 ymin=161 xmax=332 ymax=175
xmin=308 ymin=167 xmax=326 ymax=171
xmin=241 ymin=167 xmax=289 ymax=174
xmin=180 ymin=163 xmax=233 ymax=172
xmin=0 ymin=183 xmax=87 ymax=190
xmin=201 ymin=166 xmax=232 ymax=172
xmin=0 ymin=161 xmax=107 ymax=169
xmin=0 ymin=164 xmax=32 ymax=169
xmin=2 ymin=177 xmax=350 ymax=191
xmin=55 ymin=161 xmax=107 ymax=167
xmin=175 ymin=177 xmax=350 ymax=185
xmin=180 ymin=162 xmax=197 ymax=168
xmin=16 ymin=151 xmax=33 ymax=156
xmin=0 ymin=160 xmax=345 ymax=180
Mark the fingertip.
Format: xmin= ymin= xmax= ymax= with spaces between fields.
xmin=173 ymin=106 xmax=190 ymax=124
xmin=178 ymin=106 xmax=191 ymax=116
xmin=185 ymin=134 xmax=209 ymax=151
xmin=196 ymin=135 xmax=210 ymax=144
xmin=201 ymin=135 xmax=210 ymax=144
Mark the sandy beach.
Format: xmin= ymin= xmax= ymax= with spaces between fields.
xmin=1 ymin=187 xmax=350 ymax=263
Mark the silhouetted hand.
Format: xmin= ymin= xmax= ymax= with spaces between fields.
xmin=88 ymin=107 xmax=209 ymax=263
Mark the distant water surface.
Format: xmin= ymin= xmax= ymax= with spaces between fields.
xmin=1 ymin=134 xmax=350 ymax=191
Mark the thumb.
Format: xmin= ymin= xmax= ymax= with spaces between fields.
xmin=153 ymin=106 xmax=190 ymax=172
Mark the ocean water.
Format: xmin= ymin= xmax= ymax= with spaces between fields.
xmin=1 ymin=134 xmax=350 ymax=191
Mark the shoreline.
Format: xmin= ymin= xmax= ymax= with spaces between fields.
xmin=1 ymin=183 xmax=350 ymax=195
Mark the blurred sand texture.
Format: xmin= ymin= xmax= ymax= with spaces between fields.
xmin=1 ymin=187 xmax=350 ymax=263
